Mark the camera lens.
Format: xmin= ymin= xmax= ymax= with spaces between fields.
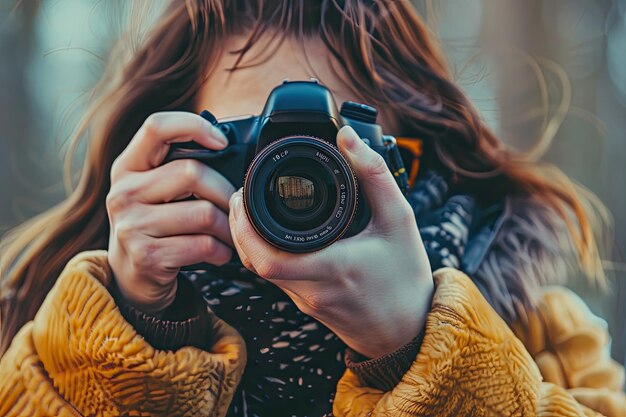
xmin=265 ymin=158 xmax=336 ymax=232
xmin=243 ymin=135 xmax=358 ymax=252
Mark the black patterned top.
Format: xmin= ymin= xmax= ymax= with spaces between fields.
xmin=178 ymin=169 xmax=499 ymax=417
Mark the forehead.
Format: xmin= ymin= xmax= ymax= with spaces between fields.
xmin=194 ymin=35 xmax=354 ymax=117
xmin=194 ymin=34 xmax=398 ymax=132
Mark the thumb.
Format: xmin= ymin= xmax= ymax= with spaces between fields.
xmin=337 ymin=126 xmax=409 ymax=227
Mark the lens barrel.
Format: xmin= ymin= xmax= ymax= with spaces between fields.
xmin=243 ymin=136 xmax=358 ymax=252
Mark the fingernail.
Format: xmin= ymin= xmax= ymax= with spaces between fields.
xmin=340 ymin=126 xmax=361 ymax=152
xmin=208 ymin=124 xmax=229 ymax=147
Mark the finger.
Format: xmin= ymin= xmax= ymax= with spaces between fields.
xmin=126 ymin=159 xmax=235 ymax=212
xmin=113 ymin=111 xmax=228 ymax=176
xmin=146 ymin=234 xmax=233 ymax=269
xmin=229 ymin=213 xmax=256 ymax=274
xmin=128 ymin=200 xmax=233 ymax=247
xmin=337 ymin=126 xmax=412 ymax=228
xmin=228 ymin=189 xmax=334 ymax=281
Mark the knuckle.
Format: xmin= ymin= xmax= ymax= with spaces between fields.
xmin=182 ymin=159 xmax=203 ymax=186
xmin=302 ymin=292 xmax=332 ymax=314
xmin=200 ymin=235 xmax=218 ymax=255
xmin=106 ymin=187 xmax=136 ymax=214
xmin=106 ymin=190 xmax=125 ymax=214
xmin=366 ymin=153 xmax=389 ymax=177
xmin=142 ymin=113 xmax=164 ymax=135
xmin=115 ymin=221 xmax=135 ymax=243
xmin=254 ymin=258 xmax=282 ymax=280
xmin=196 ymin=201 xmax=216 ymax=228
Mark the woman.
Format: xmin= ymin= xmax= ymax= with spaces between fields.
xmin=0 ymin=1 xmax=624 ymax=416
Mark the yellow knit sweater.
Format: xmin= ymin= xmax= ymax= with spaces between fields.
xmin=0 ymin=251 xmax=624 ymax=416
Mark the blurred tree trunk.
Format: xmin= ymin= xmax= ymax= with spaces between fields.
xmin=483 ymin=0 xmax=545 ymax=150
xmin=0 ymin=2 xmax=39 ymax=235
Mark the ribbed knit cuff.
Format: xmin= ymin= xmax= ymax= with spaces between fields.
xmin=108 ymin=274 xmax=211 ymax=351
xmin=344 ymin=329 xmax=425 ymax=391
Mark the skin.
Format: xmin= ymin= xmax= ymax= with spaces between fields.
xmin=107 ymin=35 xmax=434 ymax=358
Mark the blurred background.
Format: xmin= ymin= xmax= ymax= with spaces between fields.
xmin=0 ymin=1 xmax=625 ymax=362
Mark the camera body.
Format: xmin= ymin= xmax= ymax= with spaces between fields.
xmin=165 ymin=80 xmax=395 ymax=255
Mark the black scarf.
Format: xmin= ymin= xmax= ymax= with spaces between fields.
xmin=185 ymin=169 xmax=507 ymax=417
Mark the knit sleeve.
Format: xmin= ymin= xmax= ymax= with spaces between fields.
xmin=0 ymin=250 xmax=246 ymax=417
xmin=108 ymin=272 xmax=212 ymax=351
xmin=344 ymin=330 xmax=424 ymax=391
xmin=333 ymin=268 xmax=597 ymax=416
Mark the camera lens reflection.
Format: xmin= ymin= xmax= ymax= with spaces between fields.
xmin=277 ymin=176 xmax=316 ymax=211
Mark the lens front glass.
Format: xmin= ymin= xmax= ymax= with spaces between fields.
xmin=277 ymin=176 xmax=315 ymax=210
xmin=265 ymin=158 xmax=336 ymax=232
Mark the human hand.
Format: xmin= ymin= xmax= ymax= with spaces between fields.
xmin=106 ymin=112 xmax=236 ymax=314
xmin=229 ymin=126 xmax=434 ymax=358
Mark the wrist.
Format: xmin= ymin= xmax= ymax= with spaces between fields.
xmin=345 ymin=279 xmax=433 ymax=359
xmin=113 ymin=276 xmax=178 ymax=316
xmin=345 ymin=320 xmax=423 ymax=359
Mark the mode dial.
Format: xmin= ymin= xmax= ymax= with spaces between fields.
xmin=340 ymin=101 xmax=378 ymax=124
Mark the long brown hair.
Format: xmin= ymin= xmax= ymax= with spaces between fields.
xmin=0 ymin=0 xmax=606 ymax=354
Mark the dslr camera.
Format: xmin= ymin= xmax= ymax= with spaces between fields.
xmin=165 ymin=80 xmax=406 ymax=258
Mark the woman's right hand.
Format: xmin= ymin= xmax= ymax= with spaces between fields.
xmin=106 ymin=112 xmax=235 ymax=314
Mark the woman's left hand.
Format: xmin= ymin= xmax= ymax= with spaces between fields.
xmin=229 ymin=126 xmax=434 ymax=359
